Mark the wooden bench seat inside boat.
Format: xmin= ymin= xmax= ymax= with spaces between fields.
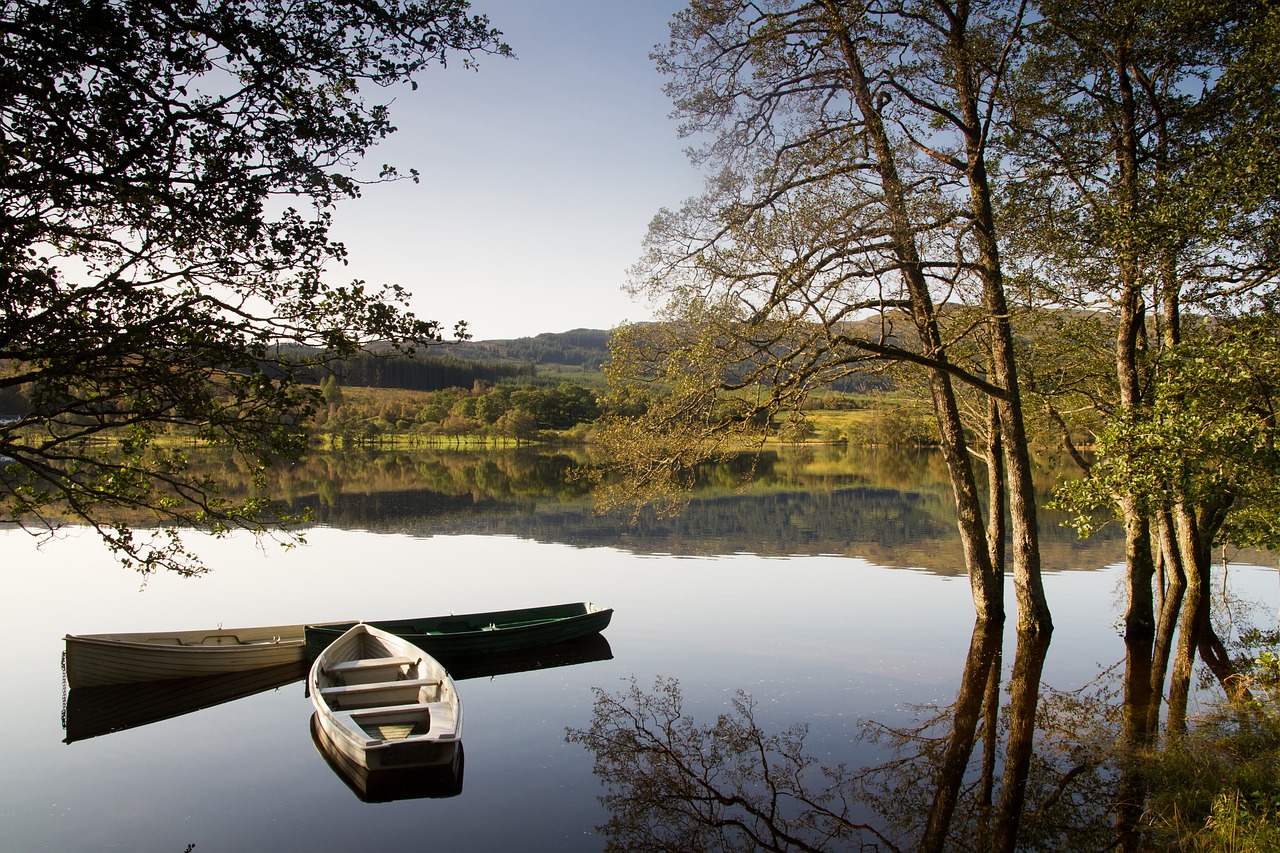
xmin=323 ymin=655 xmax=417 ymax=676
xmin=319 ymin=678 xmax=442 ymax=710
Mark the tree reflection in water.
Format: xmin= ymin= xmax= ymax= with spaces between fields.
xmin=568 ymin=615 xmax=1272 ymax=851
xmin=567 ymin=675 xmax=896 ymax=852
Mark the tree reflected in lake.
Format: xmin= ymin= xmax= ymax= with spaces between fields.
xmin=9 ymin=445 xmax=1127 ymax=571
xmin=567 ymin=675 xmax=893 ymax=852
xmin=568 ymin=602 xmax=1280 ymax=851
xmin=76 ymin=445 xmax=1121 ymax=572
xmin=566 ymin=621 xmax=1045 ymax=852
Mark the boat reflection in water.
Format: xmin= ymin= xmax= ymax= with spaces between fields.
xmin=441 ymin=631 xmax=613 ymax=681
xmin=62 ymin=629 xmax=612 ymax=745
xmin=62 ymin=660 xmax=308 ymax=744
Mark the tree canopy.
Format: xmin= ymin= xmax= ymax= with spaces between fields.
xmin=601 ymin=0 xmax=1052 ymax=629
xmin=600 ymin=0 xmax=1279 ymax=634
xmin=0 ymin=0 xmax=509 ymax=573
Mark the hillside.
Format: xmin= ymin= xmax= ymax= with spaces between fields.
xmin=454 ymin=328 xmax=613 ymax=370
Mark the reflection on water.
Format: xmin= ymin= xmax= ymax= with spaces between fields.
xmin=567 ymin=675 xmax=885 ymax=851
xmin=61 ymin=635 xmax=614 ymax=746
xmin=441 ymin=632 xmax=613 ymax=681
xmin=62 ymin=661 xmax=308 ymax=744
xmin=63 ymin=628 xmax=615 ymax=810
xmin=3 ymin=445 xmax=1127 ymax=571
xmin=566 ymin=622 xmax=1051 ymax=851
xmin=8 ymin=447 xmax=1275 ymax=851
xmin=568 ymin=603 xmax=1275 ymax=851
xmin=71 ymin=445 xmax=1122 ymax=572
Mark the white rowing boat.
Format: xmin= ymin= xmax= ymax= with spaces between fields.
xmin=309 ymin=623 xmax=463 ymax=771
xmin=64 ymin=624 xmax=325 ymax=688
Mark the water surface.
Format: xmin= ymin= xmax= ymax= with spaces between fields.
xmin=3 ymin=448 xmax=1274 ymax=851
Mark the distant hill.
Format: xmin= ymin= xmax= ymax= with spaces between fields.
xmin=454 ymin=328 xmax=613 ymax=370
xmin=459 ymin=326 xmax=892 ymax=393
xmin=334 ymin=326 xmax=891 ymax=394
xmin=313 ymin=329 xmax=613 ymax=393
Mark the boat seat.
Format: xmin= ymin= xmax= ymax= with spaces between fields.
xmin=347 ymin=701 xmax=435 ymax=717
xmin=319 ymin=678 xmax=442 ymax=710
xmin=421 ymin=702 xmax=457 ymax=736
xmin=344 ymin=701 xmax=458 ymax=741
xmin=338 ymin=703 xmax=435 ymax=742
xmin=320 ymin=677 xmax=440 ymax=696
xmin=323 ymin=655 xmax=417 ymax=676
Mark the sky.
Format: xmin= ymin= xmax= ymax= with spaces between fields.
xmin=330 ymin=0 xmax=705 ymax=341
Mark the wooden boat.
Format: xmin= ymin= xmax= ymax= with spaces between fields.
xmin=309 ymin=623 xmax=462 ymax=771
xmin=310 ymin=714 xmax=464 ymax=802
xmin=63 ymin=661 xmax=307 ymax=744
xmin=305 ymin=601 xmax=613 ymax=662
xmin=63 ymin=623 xmax=340 ymax=688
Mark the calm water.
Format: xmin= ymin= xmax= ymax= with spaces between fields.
xmin=2 ymin=447 xmax=1275 ymax=851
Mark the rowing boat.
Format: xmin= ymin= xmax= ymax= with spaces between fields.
xmin=310 ymin=623 xmax=462 ymax=771
xmin=304 ymin=601 xmax=612 ymax=662
xmin=63 ymin=623 xmax=337 ymax=688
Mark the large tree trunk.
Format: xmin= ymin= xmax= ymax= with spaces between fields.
xmin=825 ymin=3 xmax=1002 ymax=621
xmin=948 ymin=0 xmax=1050 ymax=635
xmin=1121 ymin=501 xmax=1157 ymax=642
xmin=987 ymin=397 xmax=1006 ymax=579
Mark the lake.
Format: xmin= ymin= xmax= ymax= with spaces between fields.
xmin=3 ymin=446 xmax=1275 ymax=851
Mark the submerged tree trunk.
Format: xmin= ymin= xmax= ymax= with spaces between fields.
xmin=1148 ymin=510 xmax=1187 ymax=734
xmin=1116 ymin=633 xmax=1156 ymax=852
xmin=978 ymin=631 xmax=1003 ymax=847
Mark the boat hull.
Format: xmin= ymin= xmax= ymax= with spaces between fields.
xmin=305 ymin=601 xmax=613 ymax=662
xmin=310 ymin=713 xmax=464 ymax=801
xmin=64 ymin=624 xmax=319 ymax=688
xmin=310 ymin=624 xmax=463 ymax=772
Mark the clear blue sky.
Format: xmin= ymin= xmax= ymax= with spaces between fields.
xmin=330 ymin=0 xmax=703 ymax=341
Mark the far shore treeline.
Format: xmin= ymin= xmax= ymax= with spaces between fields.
xmin=0 ymin=327 xmax=905 ymax=448
xmin=300 ymin=328 xmax=901 ymax=447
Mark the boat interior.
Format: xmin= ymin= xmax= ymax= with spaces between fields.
xmin=319 ymin=642 xmax=456 ymax=743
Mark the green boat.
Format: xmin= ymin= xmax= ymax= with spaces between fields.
xmin=305 ymin=601 xmax=612 ymax=663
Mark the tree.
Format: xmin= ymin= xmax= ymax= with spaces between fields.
xmin=0 ymin=0 xmax=510 ymax=574
xmin=1001 ymin=0 xmax=1280 ymax=762
xmin=599 ymin=0 xmax=1049 ymax=630
xmin=496 ymin=408 xmax=538 ymax=444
